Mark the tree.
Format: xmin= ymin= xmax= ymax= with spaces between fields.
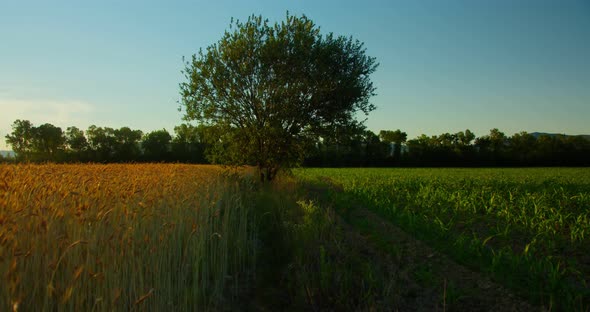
xmin=179 ymin=13 xmax=378 ymax=181
xmin=5 ymin=119 xmax=34 ymax=161
xmin=456 ymin=129 xmax=475 ymax=147
xmin=406 ymin=134 xmax=432 ymax=164
xmin=489 ymin=128 xmax=507 ymax=153
xmin=509 ymin=131 xmax=536 ymax=164
xmin=454 ymin=129 xmax=476 ymax=162
xmin=172 ymin=124 xmax=207 ymax=163
xmin=113 ymin=127 xmax=143 ymax=161
xmin=475 ymin=128 xmax=507 ymax=163
xmin=65 ymin=126 xmax=88 ymax=152
xmin=6 ymin=121 xmax=66 ymax=161
xmin=86 ymin=126 xmax=117 ymax=162
xmin=31 ymin=123 xmax=65 ymax=159
xmin=142 ymin=129 xmax=172 ymax=161
xmin=359 ymin=130 xmax=385 ymax=166
xmin=379 ymin=129 xmax=407 ymax=159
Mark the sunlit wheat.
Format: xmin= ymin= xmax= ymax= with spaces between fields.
xmin=0 ymin=164 xmax=257 ymax=311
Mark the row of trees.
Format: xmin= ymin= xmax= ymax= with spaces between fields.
xmin=404 ymin=129 xmax=590 ymax=166
xmin=3 ymin=120 xmax=207 ymax=163
xmin=3 ymin=120 xmax=589 ymax=166
xmin=305 ymin=128 xmax=590 ymax=167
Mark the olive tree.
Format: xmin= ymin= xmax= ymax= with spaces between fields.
xmin=180 ymin=13 xmax=378 ymax=181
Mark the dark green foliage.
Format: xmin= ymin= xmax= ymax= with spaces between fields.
xmin=404 ymin=129 xmax=590 ymax=166
xmin=306 ymin=126 xmax=389 ymax=167
xmin=86 ymin=125 xmax=117 ymax=161
xmin=142 ymin=129 xmax=172 ymax=161
xmin=31 ymin=123 xmax=65 ymax=158
xmin=179 ymin=13 xmax=378 ymax=181
xmin=113 ymin=127 xmax=143 ymax=161
xmin=84 ymin=125 xmax=143 ymax=162
xmin=379 ymin=129 xmax=407 ymax=160
xmin=171 ymin=124 xmax=208 ymax=163
xmin=65 ymin=126 xmax=88 ymax=152
xmin=4 ymin=120 xmax=65 ymax=161
xmin=4 ymin=119 xmax=589 ymax=166
xmin=5 ymin=119 xmax=34 ymax=161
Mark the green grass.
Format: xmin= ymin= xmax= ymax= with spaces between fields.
xmin=248 ymin=177 xmax=400 ymax=311
xmin=295 ymin=167 xmax=590 ymax=310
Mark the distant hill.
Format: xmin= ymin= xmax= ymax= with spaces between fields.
xmin=530 ymin=132 xmax=590 ymax=140
xmin=0 ymin=150 xmax=15 ymax=158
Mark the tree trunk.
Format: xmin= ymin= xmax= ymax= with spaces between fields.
xmin=394 ymin=142 xmax=401 ymax=160
xmin=258 ymin=165 xmax=277 ymax=183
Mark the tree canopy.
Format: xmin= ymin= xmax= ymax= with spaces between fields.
xmin=5 ymin=120 xmax=34 ymax=161
xmin=142 ymin=129 xmax=172 ymax=161
xmin=179 ymin=13 xmax=378 ymax=181
xmin=379 ymin=129 xmax=407 ymax=159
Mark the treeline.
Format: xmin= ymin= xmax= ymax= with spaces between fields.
xmin=3 ymin=119 xmax=589 ymax=166
xmin=305 ymin=128 xmax=590 ymax=167
xmin=3 ymin=120 xmax=207 ymax=163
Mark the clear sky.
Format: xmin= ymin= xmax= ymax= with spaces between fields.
xmin=1 ymin=0 xmax=589 ymax=149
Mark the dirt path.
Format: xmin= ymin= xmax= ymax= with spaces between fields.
xmin=304 ymin=181 xmax=541 ymax=311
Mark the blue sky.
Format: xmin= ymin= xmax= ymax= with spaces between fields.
xmin=1 ymin=0 xmax=589 ymax=149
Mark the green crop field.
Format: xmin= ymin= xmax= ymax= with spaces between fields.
xmin=296 ymin=168 xmax=590 ymax=310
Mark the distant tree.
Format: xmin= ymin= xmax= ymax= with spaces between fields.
xmin=142 ymin=129 xmax=172 ymax=161
xmin=474 ymin=128 xmax=507 ymax=164
xmin=378 ymin=130 xmax=395 ymax=156
xmin=454 ymin=129 xmax=476 ymax=162
xmin=0 ymin=152 xmax=13 ymax=163
xmin=434 ymin=133 xmax=459 ymax=163
xmin=509 ymin=131 xmax=536 ymax=164
xmin=535 ymin=135 xmax=565 ymax=165
xmin=489 ymin=128 xmax=507 ymax=153
xmin=437 ymin=133 xmax=457 ymax=147
xmin=406 ymin=134 xmax=432 ymax=164
xmin=65 ymin=126 xmax=88 ymax=152
xmin=5 ymin=119 xmax=35 ymax=161
xmin=474 ymin=136 xmax=491 ymax=153
xmin=179 ymin=13 xmax=378 ymax=181
xmin=392 ymin=129 xmax=408 ymax=159
xmin=379 ymin=129 xmax=407 ymax=159
xmin=171 ymin=124 xmax=207 ymax=163
xmin=360 ymin=130 xmax=385 ymax=166
xmin=86 ymin=126 xmax=117 ymax=162
xmin=562 ymin=135 xmax=590 ymax=165
xmin=456 ymin=129 xmax=475 ymax=146
xmin=113 ymin=127 xmax=143 ymax=161
xmin=30 ymin=123 xmax=65 ymax=160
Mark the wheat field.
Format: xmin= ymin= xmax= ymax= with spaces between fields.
xmin=0 ymin=164 xmax=257 ymax=311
